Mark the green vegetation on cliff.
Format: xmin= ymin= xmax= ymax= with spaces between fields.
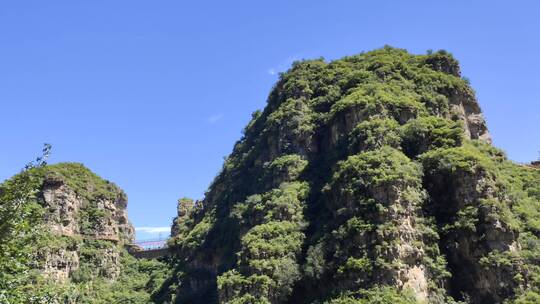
xmin=0 ymin=147 xmax=49 ymax=303
xmin=2 ymin=47 xmax=540 ymax=304
xmin=159 ymin=47 xmax=540 ymax=304
xmin=0 ymin=159 xmax=168 ymax=304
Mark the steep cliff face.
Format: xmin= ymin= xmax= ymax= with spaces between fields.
xmin=0 ymin=162 xmax=171 ymax=303
xmin=161 ymin=47 xmax=540 ymax=304
xmin=34 ymin=163 xmax=134 ymax=283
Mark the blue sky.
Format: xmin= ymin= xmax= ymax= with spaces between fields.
xmin=1 ymin=1 xmax=539 ymax=240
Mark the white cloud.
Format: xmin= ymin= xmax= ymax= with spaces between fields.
xmin=135 ymin=226 xmax=171 ymax=234
xmin=268 ymin=68 xmax=277 ymax=75
xmin=208 ymin=113 xmax=224 ymax=124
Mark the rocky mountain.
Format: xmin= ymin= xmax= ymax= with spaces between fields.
xmin=158 ymin=47 xmax=540 ymax=304
xmin=36 ymin=163 xmax=135 ymax=282
xmin=0 ymin=162 xmax=168 ymax=303
xmin=1 ymin=46 xmax=538 ymax=304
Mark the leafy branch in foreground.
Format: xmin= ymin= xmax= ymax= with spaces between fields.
xmin=0 ymin=144 xmax=51 ymax=304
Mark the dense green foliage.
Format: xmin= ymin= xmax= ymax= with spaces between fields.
xmin=25 ymin=250 xmax=169 ymax=304
xmin=326 ymin=286 xmax=418 ymax=304
xmin=0 ymin=160 xmax=169 ymax=303
xmin=41 ymin=162 xmax=125 ymax=202
xmin=0 ymin=146 xmax=49 ymax=303
xmin=3 ymin=47 xmax=540 ymax=304
xmin=160 ymin=47 xmax=540 ymax=304
xmin=219 ymin=181 xmax=308 ymax=303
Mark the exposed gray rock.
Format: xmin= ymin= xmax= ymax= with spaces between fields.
xmin=448 ymin=87 xmax=492 ymax=143
xmin=42 ymin=176 xmax=80 ymax=236
xmin=39 ymin=247 xmax=80 ymax=283
xmin=38 ymin=169 xmax=134 ymax=283
xmin=424 ymin=169 xmax=521 ymax=303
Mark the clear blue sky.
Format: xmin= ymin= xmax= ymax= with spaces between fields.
xmin=1 ymin=1 xmax=539 ymax=240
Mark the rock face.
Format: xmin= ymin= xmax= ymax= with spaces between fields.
xmin=158 ymin=47 xmax=540 ymax=304
xmin=40 ymin=246 xmax=80 ymax=283
xmin=36 ymin=163 xmax=134 ymax=283
xmin=41 ymin=176 xmax=81 ymax=237
xmin=448 ymin=87 xmax=492 ymax=143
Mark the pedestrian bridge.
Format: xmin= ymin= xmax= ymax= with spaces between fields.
xmin=128 ymin=237 xmax=171 ymax=259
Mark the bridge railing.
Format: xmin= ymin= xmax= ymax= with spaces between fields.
xmin=133 ymin=237 xmax=169 ymax=251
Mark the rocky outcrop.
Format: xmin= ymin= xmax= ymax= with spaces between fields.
xmin=170 ymin=197 xmax=196 ymax=238
xmin=448 ymin=87 xmax=492 ymax=143
xmin=423 ymin=161 xmax=522 ymax=303
xmin=37 ymin=163 xmax=134 ymax=283
xmin=92 ymin=195 xmax=134 ymax=242
xmin=42 ymin=175 xmax=81 ymax=237
xmin=39 ymin=247 xmax=80 ymax=282
xmin=159 ymin=47 xmax=539 ymax=304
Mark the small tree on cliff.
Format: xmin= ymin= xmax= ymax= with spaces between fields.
xmin=0 ymin=144 xmax=51 ymax=303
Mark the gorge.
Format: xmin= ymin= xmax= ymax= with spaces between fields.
xmin=1 ymin=47 xmax=539 ymax=304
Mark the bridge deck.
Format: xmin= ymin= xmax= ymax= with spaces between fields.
xmin=130 ymin=247 xmax=170 ymax=259
xmin=128 ymin=238 xmax=171 ymax=259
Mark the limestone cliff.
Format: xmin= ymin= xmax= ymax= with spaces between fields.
xmin=159 ymin=47 xmax=540 ymax=304
xmin=34 ymin=163 xmax=134 ymax=283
